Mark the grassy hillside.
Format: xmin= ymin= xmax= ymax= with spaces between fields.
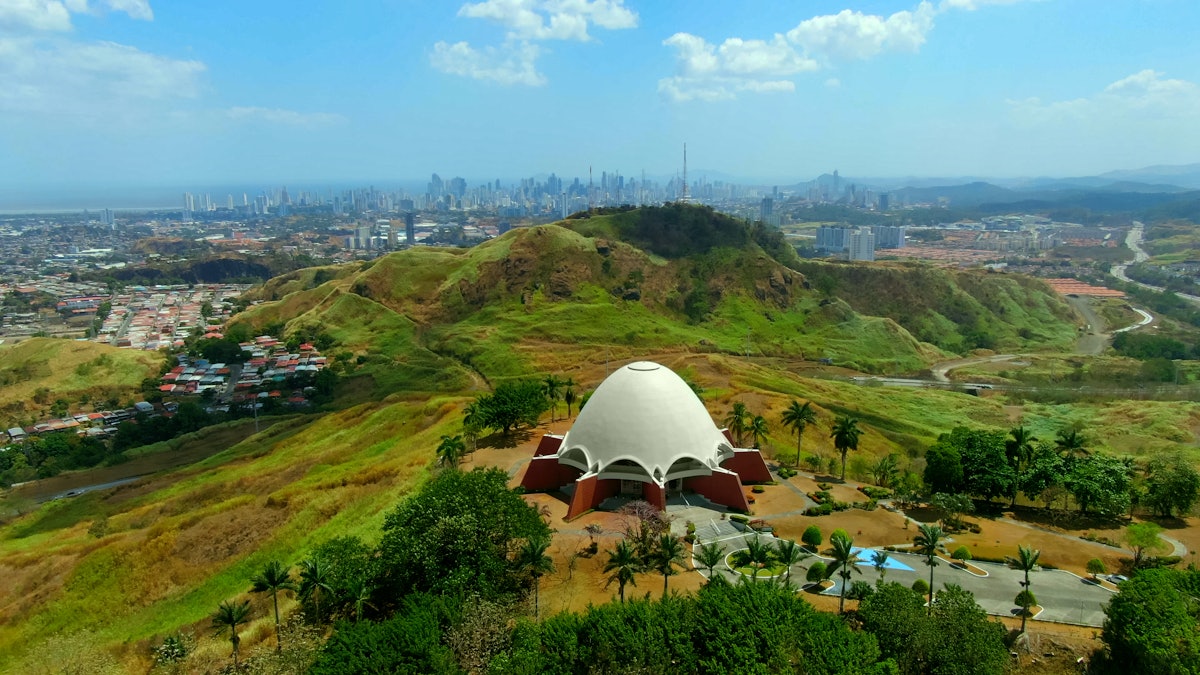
xmin=793 ymin=260 xmax=1079 ymax=354
xmin=0 ymin=339 xmax=160 ymax=427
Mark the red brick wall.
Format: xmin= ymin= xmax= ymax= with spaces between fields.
xmin=685 ymin=471 xmax=751 ymax=512
xmin=723 ymin=450 xmax=772 ymax=483
xmin=520 ymin=455 xmax=580 ymax=492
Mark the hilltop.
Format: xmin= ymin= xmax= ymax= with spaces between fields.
xmin=236 ymin=205 xmax=1078 ymax=393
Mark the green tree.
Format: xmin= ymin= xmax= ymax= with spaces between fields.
xmin=1145 ymin=451 xmax=1200 ymax=517
xmin=1067 ymin=454 xmax=1132 ymax=516
xmin=211 ymin=599 xmax=252 ymax=669
xmin=1055 ymin=428 xmax=1087 ymax=458
xmin=749 ymin=415 xmax=770 ymax=449
xmin=542 ymin=374 xmax=563 ymax=423
xmin=563 ymin=380 xmax=577 ymax=419
xmin=475 ymin=380 xmax=550 ymax=435
xmin=830 ymin=415 xmax=861 ymax=481
xmin=1005 ymin=426 xmax=1037 ymax=507
xmin=603 ymin=539 xmax=643 ymax=602
xmin=723 ymin=401 xmax=750 ymax=447
xmin=923 ymin=442 xmax=964 ymax=495
xmin=870 ymin=454 xmax=900 ymax=488
xmin=436 ymin=434 xmax=466 ymax=468
xmin=801 ymin=525 xmax=822 ymax=551
xmin=1015 ymin=589 xmax=1038 ymax=633
xmin=781 ymin=400 xmax=817 ymax=467
xmin=516 ymin=536 xmax=555 ymax=618
xmin=871 ymin=550 xmax=891 ymax=584
xmin=1010 ymin=545 xmax=1040 ymax=631
xmin=1101 ymin=568 xmax=1200 ymax=672
xmin=951 ymin=546 xmax=972 ymax=564
xmin=774 ymin=538 xmax=808 ymax=584
xmin=1087 ymin=557 xmax=1106 ymax=582
xmin=826 ymin=531 xmax=863 ymax=613
xmin=912 ymin=585 xmax=1008 ymax=675
xmin=694 ymin=542 xmax=726 ymax=584
xmin=1125 ymin=521 xmax=1164 ymax=569
xmin=250 ymin=560 xmax=296 ymax=653
xmin=650 ymin=534 xmax=686 ymax=597
xmin=299 ymin=557 xmax=334 ymax=625
xmin=913 ymin=523 xmax=945 ymax=612
xmin=806 ymin=561 xmax=827 ymax=583
xmin=859 ymin=581 xmax=926 ymax=664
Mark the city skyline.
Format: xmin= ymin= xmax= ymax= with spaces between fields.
xmin=1 ymin=0 xmax=1198 ymax=189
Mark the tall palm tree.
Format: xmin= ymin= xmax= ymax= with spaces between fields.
xmin=742 ymin=536 xmax=774 ymax=583
xmin=298 ymin=557 xmax=333 ymax=624
xmin=543 ymin=375 xmax=563 ymax=422
xmin=1010 ymin=544 xmax=1041 ymax=632
xmin=724 ymin=402 xmax=750 ymax=447
xmin=749 ymin=415 xmax=770 ymax=450
xmin=345 ymin=575 xmax=375 ymax=623
xmin=603 ymin=540 xmax=643 ymax=603
xmin=211 ymin=599 xmax=252 ymax=669
xmin=250 ymin=560 xmax=296 ymax=653
xmin=825 ymin=532 xmax=863 ymax=613
xmin=1005 ymin=426 xmax=1037 ymax=506
xmin=436 ymin=434 xmax=466 ymax=468
xmin=781 ymin=400 xmax=818 ymax=468
xmin=517 ymin=536 xmax=555 ymax=618
xmin=651 ymin=534 xmax=687 ymax=597
xmin=870 ymin=550 xmax=890 ymax=584
xmin=1054 ymin=429 xmax=1087 ymax=458
xmin=913 ymin=523 xmax=945 ymax=613
xmin=563 ymin=378 xmax=577 ymax=419
xmin=694 ymin=542 xmax=726 ymax=584
xmin=830 ymin=416 xmax=862 ymax=481
xmin=774 ymin=538 xmax=808 ymax=585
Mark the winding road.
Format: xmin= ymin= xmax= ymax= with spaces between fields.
xmin=1112 ymin=222 xmax=1200 ymax=307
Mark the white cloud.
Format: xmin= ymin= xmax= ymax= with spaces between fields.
xmin=0 ymin=0 xmax=152 ymax=31
xmin=0 ymin=37 xmax=204 ymax=115
xmin=786 ymin=2 xmax=935 ymax=62
xmin=431 ymin=40 xmax=547 ymax=86
xmin=939 ymin=0 xmax=1036 ymax=11
xmin=457 ymin=0 xmax=636 ymax=42
xmin=1010 ymin=70 xmax=1200 ymax=122
xmin=825 ymin=77 xmax=841 ymax=88
xmin=658 ymin=32 xmax=816 ymax=102
xmin=225 ymin=107 xmax=345 ymax=128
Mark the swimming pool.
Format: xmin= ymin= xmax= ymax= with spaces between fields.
xmin=850 ymin=547 xmax=915 ymax=572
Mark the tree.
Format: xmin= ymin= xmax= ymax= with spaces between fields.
xmin=859 ymin=581 xmax=926 ymax=665
xmin=516 ymin=536 xmax=555 ymax=618
xmin=826 ymin=531 xmax=863 ymax=613
xmin=1101 ymin=569 xmax=1200 ymax=672
xmin=913 ymin=585 xmax=1009 ymax=675
xmin=1005 ymin=426 xmax=1037 ymax=507
xmin=650 ymin=534 xmax=686 ymax=597
xmin=870 ymin=454 xmax=900 ymax=489
xmin=211 ymin=599 xmax=252 ymax=669
xmin=542 ymin=374 xmax=563 ymax=423
xmin=939 ymin=427 xmax=1014 ymax=503
xmin=436 ymin=434 xmax=466 ymax=468
xmin=774 ymin=538 xmax=808 ymax=584
xmin=1145 ymin=452 xmax=1200 ymax=518
xmin=1055 ymin=428 xmax=1087 ymax=458
xmin=299 ymin=557 xmax=334 ymax=624
xmin=930 ymin=492 xmax=973 ymax=531
xmin=1011 ymin=545 xmax=1040 ymax=593
xmin=1087 ymin=557 xmax=1107 ymax=582
xmin=603 ymin=540 xmax=643 ymax=602
xmin=723 ymin=402 xmax=750 ymax=447
xmin=1015 ymin=589 xmax=1038 ymax=633
xmin=694 ymin=542 xmax=726 ymax=584
xmin=749 ymin=415 xmax=769 ymax=449
xmin=830 ymin=415 xmax=861 ymax=481
xmin=913 ymin=523 xmax=945 ymax=612
xmin=781 ymin=400 xmax=817 ymax=467
xmin=250 ymin=560 xmax=296 ymax=653
xmin=733 ymin=536 xmax=774 ymax=583
xmin=801 ymin=525 xmax=822 ymax=551
xmin=923 ymin=442 xmax=964 ymax=495
xmin=1020 ymin=442 xmax=1066 ymax=508
xmin=346 ymin=575 xmax=376 ymax=623
xmin=871 ymin=550 xmax=891 ymax=584
xmin=1067 ymin=455 xmax=1132 ymax=516
xmin=563 ymin=380 xmax=577 ymax=419
xmin=806 ymin=561 xmax=827 ymax=584
xmin=474 ymin=380 xmax=550 ymax=435
xmin=1125 ymin=521 xmax=1164 ymax=569
xmin=951 ymin=546 xmax=972 ymax=565
xmin=377 ymin=468 xmax=550 ymax=602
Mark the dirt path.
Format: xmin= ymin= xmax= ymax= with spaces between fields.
xmin=1065 ymin=295 xmax=1107 ymax=356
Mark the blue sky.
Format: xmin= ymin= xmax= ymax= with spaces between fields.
xmin=1 ymin=0 xmax=1198 ymax=188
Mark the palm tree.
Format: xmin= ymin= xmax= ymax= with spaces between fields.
xmin=603 ymin=540 xmax=643 ymax=602
xmin=517 ymin=536 xmax=555 ymax=618
xmin=774 ymin=538 xmax=808 ymax=585
xmin=298 ymin=557 xmax=333 ymax=624
xmin=825 ymin=532 xmax=863 ymax=613
xmin=211 ymin=599 xmax=252 ymax=669
xmin=830 ymin=416 xmax=862 ymax=481
xmin=869 ymin=454 xmax=899 ymax=488
xmin=913 ymin=523 xmax=945 ymax=613
xmin=250 ymin=560 xmax=296 ymax=653
xmin=651 ymin=534 xmax=687 ymax=597
xmin=563 ymin=378 xmax=577 ymax=419
xmin=724 ymin=402 xmax=750 ymax=447
xmin=543 ymin=374 xmax=563 ymax=422
xmin=1005 ymin=426 xmax=1037 ymax=507
xmin=345 ymin=575 xmax=375 ymax=623
xmin=436 ymin=434 xmax=466 ymax=468
xmin=781 ymin=400 xmax=818 ymax=468
xmin=1012 ymin=545 xmax=1041 ymax=599
xmin=1055 ymin=428 xmax=1087 ymax=458
xmin=1015 ymin=589 xmax=1038 ymax=633
xmin=749 ymin=415 xmax=770 ymax=449
xmin=743 ymin=536 xmax=774 ymax=583
xmin=694 ymin=542 xmax=726 ymax=583
xmin=870 ymin=550 xmax=890 ymax=584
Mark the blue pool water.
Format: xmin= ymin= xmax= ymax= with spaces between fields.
xmin=851 ymin=547 xmax=915 ymax=571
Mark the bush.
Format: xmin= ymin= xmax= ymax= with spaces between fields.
xmin=806 ymin=562 xmax=827 ymax=583
xmin=817 ymin=482 xmax=833 ymax=490
xmin=730 ymin=514 xmax=750 ymax=524
xmin=951 ymin=546 xmax=972 ymax=562
xmin=751 ymin=485 xmax=765 ymax=494
xmin=801 ymin=525 xmax=822 ymax=549
xmin=860 ymin=486 xmax=892 ymax=499
xmin=846 ymin=580 xmax=875 ymax=600
xmin=911 ymin=579 xmax=930 ymax=595
xmin=777 ymin=467 xmax=797 ymax=479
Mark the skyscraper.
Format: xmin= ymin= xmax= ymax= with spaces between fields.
xmin=849 ymin=228 xmax=875 ymax=262
xmin=405 ymin=212 xmax=415 ymax=245
xmin=760 ymin=197 xmax=773 ymax=222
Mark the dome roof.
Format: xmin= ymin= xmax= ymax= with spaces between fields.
xmin=557 ymin=361 xmax=733 ymax=486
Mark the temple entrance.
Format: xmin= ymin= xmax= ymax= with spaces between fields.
xmin=620 ymin=479 xmax=642 ymax=496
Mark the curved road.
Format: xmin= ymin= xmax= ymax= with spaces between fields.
xmin=1112 ymin=222 xmax=1200 ymax=307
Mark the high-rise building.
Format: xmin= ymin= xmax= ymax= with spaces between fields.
xmin=871 ymin=225 xmax=906 ymax=249
xmin=760 ymin=197 xmax=773 ymax=222
xmin=816 ymin=225 xmax=851 ymax=253
xmin=878 ymin=193 xmax=889 ymax=211
xmin=405 ymin=212 xmax=415 ymax=245
xmin=387 ymin=223 xmax=398 ymax=249
xmin=849 ymin=228 xmax=875 ymax=262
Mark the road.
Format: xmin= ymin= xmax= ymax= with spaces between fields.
xmin=1112 ymin=222 xmax=1200 ymax=306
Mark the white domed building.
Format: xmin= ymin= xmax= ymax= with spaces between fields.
xmin=520 ymin=361 xmax=771 ymax=520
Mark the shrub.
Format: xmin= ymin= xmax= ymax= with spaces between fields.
xmin=801 ymin=525 xmax=822 ymax=549
xmin=777 ymin=467 xmax=797 ymax=479
xmin=1086 ymin=558 xmax=1107 ymax=579
xmin=806 ymin=562 xmax=827 ymax=583
xmin=846 ymin=580 xmax=875 ymax=600
xmin=751 ymin=485 xmax=765 ymax=494
xmin=819 ymin=504 xmax=834 ymax=515
xmin=951 ymin=546 xmax=972 ymax=562
xmin=817 ymin=482 xmax=833 ymax=491
xmin=730 ymin=514 xmax=750 ymax=524
xmin=911 ymin=579 xmax=930 ymax=595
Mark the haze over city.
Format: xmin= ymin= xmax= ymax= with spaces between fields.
xmin=2 ymin=0 xmax=1199 ymax=196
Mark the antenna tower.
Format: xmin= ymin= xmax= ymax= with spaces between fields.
xmin=588 ymin=166 xmax=594 ymax=210
xmin=679 ymin=143 xmax=691 ymax=203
